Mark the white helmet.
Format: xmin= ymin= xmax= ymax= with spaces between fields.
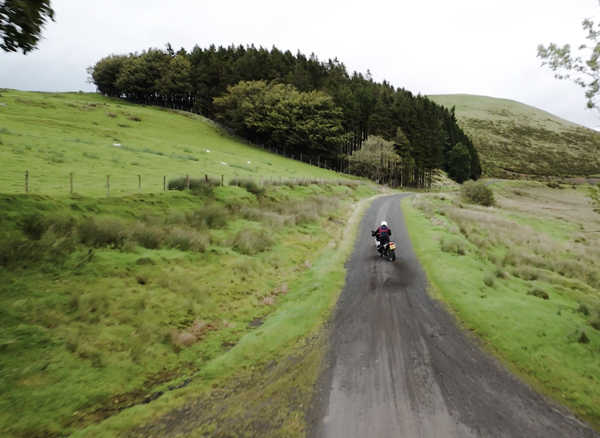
xmin=381 ymin=221 xmax=387 ymax=227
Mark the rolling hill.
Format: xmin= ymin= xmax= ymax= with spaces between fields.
xmin=428 ymin=94 xmax=600 ymax=178
xmin=0 ymin=89 xmax=344 ymax=197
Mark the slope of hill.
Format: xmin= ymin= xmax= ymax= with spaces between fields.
xmin=0 ymin=90 xmax=344 ymax=197
xmin=428 ymin=94 xmax=600 ymax=178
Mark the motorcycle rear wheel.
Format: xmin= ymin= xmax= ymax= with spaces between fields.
xmin=388 ymin=249 xmax=396 ymax=261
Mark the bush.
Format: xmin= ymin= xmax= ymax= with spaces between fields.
xmin=79 ymin=217 xmax=127 ymax=248
xmin=527 ymin=287 xmax=549 ymax=300
xmin=483 ymin=272 xmax=495 ymax=288
xmin=440 ymin=237 xmax=465 ymax=255
xmin=460 ymin=181 xmax=495 ymax=207
xmin=234 ymin=178 xmax=266 ymax=198
xmin=168 ymin=177 xmax=216 ymax=196
xmin=232 ymin=229 xmax=273 ymax=255
xmin=187 ymin=204 xmax=229 ymax=229
xmin=128 ymin=221 xmax=165 ymax=249
xmin=166 ymin=228 xmax=209 ymax=252
xmin=577 ymin=302 xmax=590 ymax=316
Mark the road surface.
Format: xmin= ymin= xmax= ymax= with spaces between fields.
xmin=309 ymin=194 xmax=598 ymax=438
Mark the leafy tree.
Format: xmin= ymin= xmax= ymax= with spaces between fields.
xmin=214 ymin=81 xmax=345 ymax=157
xmin=447 ymin=142 xmax=471 ymax=184
xmin=347 ymin=135 xmax=400 ymax=182
xmin=0 ymin=0 xmax=53 ymax=53
xmin=538 ymin=7 xmax=600 ymax=113
xmin=87 ymin=54 xmax=128 ymax=97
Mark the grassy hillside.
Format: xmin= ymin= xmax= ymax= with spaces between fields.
xmin=0 ymin=89 xmax=379 ymax=437
xmin=428 ymin=94 xmax=600 ymax=178
xmin=0 ymin=89 xmax=344 ymax=197
xmin=405 ymin=182 xmax=600 ymax=430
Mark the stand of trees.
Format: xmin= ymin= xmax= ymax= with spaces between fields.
xmin=88 ymin=44 xmax=481 ymax=186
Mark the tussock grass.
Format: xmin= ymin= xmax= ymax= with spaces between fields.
xmin=0 ymin=183 xmax=375 ymax=437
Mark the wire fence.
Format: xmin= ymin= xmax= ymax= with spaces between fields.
xmin=2 ymin=170 xmax=368 ymax=197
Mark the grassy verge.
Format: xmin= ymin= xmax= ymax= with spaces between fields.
xmin=403 ymin=183 xmax=600 ymax=429
xmin=0 ymin=182 xmax=376 ymax=437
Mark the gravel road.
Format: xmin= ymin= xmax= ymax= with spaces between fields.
xmin=308 ymin=194 xmax=598 ymax=438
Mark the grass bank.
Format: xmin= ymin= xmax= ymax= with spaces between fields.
xmin=0 ymin=89 xmax=348 ymax=197
xmin=404 ymin=181 xmax=600 ymax=429
xmin=0 ymin=181 xmax=376 ymax=437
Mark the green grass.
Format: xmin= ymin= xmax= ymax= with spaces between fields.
xmin=405 ymin=184 xmax=600 ymax=430
xmin=0 ymin=182 xmax=376 ymax=437
xmin=427 ymin=94 xmax=600 ymax=178
xmin=0 ymin=90 xmax=350 ymax=197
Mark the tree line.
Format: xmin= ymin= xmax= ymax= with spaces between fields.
xmin=88 ymin=44 xmax=481 ymax=186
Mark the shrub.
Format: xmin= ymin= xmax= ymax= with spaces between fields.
xmin=127 ymin=115 xmax=141 ymax=122
xmin=106 ymin=112 xmax=117 ymax=118
xmin=578 ymin=330 xmax=590 ymax=344
xmin=527 ymin=287 xmax=549 ymax=300
xmin=128 ymin=221 xmax=165 ymax=249
xmin=440 ymin=237 xmax=465 ymax=255
xmin=236 ymin=178 xmax=266 ymax=198
xmin=589 ymin=313 xmax=600 ymax=331
xmin=79 ymin=216 xmax=127 ymax=248
xmin=168 ymin=177 xmax=216 ymax=196
xmin=187 ymin=204 xmax=229 ymax=229
xmin=460 ymin=181 xmax=495 ymax=206
xmin=483 ymin=272 xmax=495 ymax=288
xmin=166 ymin=228 xmax=208 ymax=252
xmin=577 ymin=302 xmax=590 ymax=316
xmin=232 ymin=229 xmax=273 ymax=255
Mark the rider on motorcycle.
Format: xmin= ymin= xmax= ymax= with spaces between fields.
xmin=373 ymin=221 xmax=392 ymax=256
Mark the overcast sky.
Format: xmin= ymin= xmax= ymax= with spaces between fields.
xmin=2 ymin=0 xmax=600 ymax=129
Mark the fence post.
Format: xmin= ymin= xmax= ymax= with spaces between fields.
xmin=164 ymin=176 xmax=166 ymax=191
xmin=205 ymin=174 xmax=208 ymax=183
xmin=25 ymin=171 xmax=29 ymax=193
xmin=106 ymin=175 xmax=110 ymax=197
xmin=70 ymin=172 xmax=73 ymax=194
xmin=138 ymin=175 xmax=141 ymax=192
xmin=236 ymin=175 xmax=239 ymax=186
xmin=186 ymin=174 xmax=190 ymax=190
xmin=221 ymin=175 xmax=224 ymax=186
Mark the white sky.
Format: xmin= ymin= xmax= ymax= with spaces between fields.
xmin=2 ymin=0 xmax=600 ymax=129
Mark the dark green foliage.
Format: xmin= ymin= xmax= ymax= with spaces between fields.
xmin=461 ymin=181 xmax=495 ymax=207
xmin=167 ymin=177 xmax=215 ymax=197
xmin=447 ymin=142 xmax=471 ymax=184
xmin=0 ymin=0 xmax=54 ymax=53
xmin=578 ymin=330 xmax=590 ymax=344
xmin=88 ymin=44 xmax=481 ymax=186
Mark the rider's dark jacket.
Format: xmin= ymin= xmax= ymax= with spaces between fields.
xmin=376 ymin=225 xmax=392 ymax=243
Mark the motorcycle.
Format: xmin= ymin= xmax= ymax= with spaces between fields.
xmin=371 ymin=231 xmax=396 ymax=261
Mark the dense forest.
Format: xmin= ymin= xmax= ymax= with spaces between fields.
xmin=88 ymin=44 xmax=480 ymax=186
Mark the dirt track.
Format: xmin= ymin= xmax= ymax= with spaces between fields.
xmin=309 ymin=194 xmax=598 ymax=438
